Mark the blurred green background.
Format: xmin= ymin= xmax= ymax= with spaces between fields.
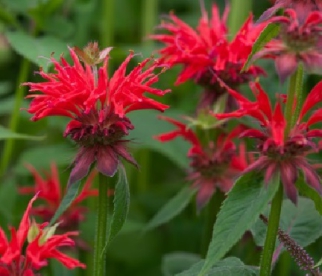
xmin=1 ymin=0 xmax=322 ymax=275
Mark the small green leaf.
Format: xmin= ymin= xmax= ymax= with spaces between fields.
xmin=242 ymin=23 xmax=280 ymax=71
xmin=295 ymin=176 xmax=322 ymax=215
xmin=0 ymin=126 xmax=44 ymax=140
xmin=6 ymin=30 xmax=68 ymax=72
xmin=162 ymin=252 xmax=201 ymax=276
xmin=314 ymin=257 xmax=322 ymax=268
xmin=144 ymin=186 xmax=196 ymax=232
xmin=198 ymin=172 xmax=279 ymax=276
xmin=49 ymin=181 xmax=81 ymax=226
xmin=108 ymin=166 xmax=130 ymax=243
xmin=177 ymin=257 xmax=258 ymax=276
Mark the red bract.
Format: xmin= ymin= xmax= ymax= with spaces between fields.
xmin=215 ymin=81 xmax=322 ymax=203
xmin=151 ymin=4 xmax=265 ymax=107
xmin=24 ymin=46 xmax=170 ymax=185
xmin=258 ymin=0 xmax=322 ymax=23
xmin=19 ymin=163 xmax=98 ymax=233
xmin=0 ymin=195 xmax=85 ymax=275
xmin=155 ymin=116 xmax=248 ymax=210
xmin=255 ymin=9 xmax=322 ymax=82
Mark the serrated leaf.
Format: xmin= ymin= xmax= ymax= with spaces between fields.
xmin=6 ymin=30 xmax=68 ymax=72
xmin=162 ymin=252 xmax=201 ymax=276
xmin=0 ymin=125 xmax=44 ymax=140
xmin=242 ymin=23 xmax=280 ymax=71
xmin=107 ymin=166 xmax=130 ymax=243
xmin=295 ymin=176 xmax=322 ymax=215
xmin=144 ymin=186 xmax=196 ymax=232
xmin=177 ymin=257 xmax=258 ymax=276
xmin=49 ymin=180 xmax=81 ymax=226
xmin=198 ymin=172 xmax=279 ymax=276
xmin=251 ymin=197 xmax=322 ymax=261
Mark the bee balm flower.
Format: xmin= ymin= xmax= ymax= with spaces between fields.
xmin=24 ymin=44 xmax=170 ymax=185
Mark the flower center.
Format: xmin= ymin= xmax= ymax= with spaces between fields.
xmin=282 ymin=27 xmax=318 ymax=52
xmin=66 ymin=108 xmax=134 ymax=147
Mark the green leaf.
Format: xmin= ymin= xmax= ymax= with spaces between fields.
xmin=314 ymin=257 xmax=322 ymax=268
xmin=251 ymin=197 xmax=322 ymax=256
xmin=198 ymin=172 xmax=279 ymax=276
xmin=49 ymin=180 xmax=81 ymax=226
xmin=0 ymin=125 xmax=44 ymax=140
xmin=242 ymin=23 xmax=280 ymax=71
xmin=108 ymin=166 xmax=130 ymax=243
xmin=14 ymin=144 xmax=74 ymax=175
xmin=177 ymin=257 xmax=258 ymax=276
xmin=6 ymin=30 xmax=68 ymax=72
xmin=144 ymin=186 xmax=196 ymax=232
xmin=162 ymin=252 xmax=201 ymax=276
xmin=295 ymin=176 xmax=322 ymax=215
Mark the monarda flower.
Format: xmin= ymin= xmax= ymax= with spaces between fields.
xmin=258 ymin=0 xmax=322 ymax=23
xmin=151 ymin=4 xmax=265 ymax=108
xmin=155 ymin=116 xmax=248 ymax=210
xmin=0 ymin=195 xmax=85 ymax=275
xmin=24 ymin=44 xmax=170 ymax=185
xmin=254 ymin=8 xmax=322 ymax=82
xmin=215 ymin=81 xmax=322 ymax=203
xmin=19 ymin=163 xmax=99 ymax=236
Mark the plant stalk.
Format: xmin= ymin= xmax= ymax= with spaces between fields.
xmin=259 ymin=183 xmax=283 ymax=276
xmin=93 ymin=173 xmax=111 ymax=276
xmin=0 ymin=58 xmax=30 ymax=178
xmin=228 ymin=0 xmax=252 ymax=38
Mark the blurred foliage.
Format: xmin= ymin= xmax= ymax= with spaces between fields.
xmin=0 ymin=0 xmax=321 ymax=276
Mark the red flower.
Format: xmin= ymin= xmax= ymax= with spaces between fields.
xmin=215 ymin=81 xmax=322 ymax=203
xmin=0 ymin=195 xmax=85 ymax=275
xmin=24 ymin=45 xmax=170 ymax=185
xmin=255 ymin=9 xmax=322 ymax=82
xmin=155 ymin=116 xmax=248 ymax=210
xmin=19 ymin=163 xmax=98 ymax=233
xmin=258 ymin=0 xmax=322 ymax=23
xmin=151 ymin=4 xmax=265 ymax=107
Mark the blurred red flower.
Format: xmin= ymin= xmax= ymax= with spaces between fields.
xmin=255 ymin=9 xmax=322 ymax=82
xmin=24 ymin=45 xmax=170 ymax=185
xmin=155 ymin=116 xmax=248 ymax=210
xmin=151 ymin=4 xmax=265 ymax=107
xmin=215 ymin=81 xmax=322 ymax=203
xmin=19 ymin=163 xmax=99 ymax=232
xmin=258 ymin=0 xmax=322 ymax=23
xmin=0 ymin=195 xmax=85 ymax=275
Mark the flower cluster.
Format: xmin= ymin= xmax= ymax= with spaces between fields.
xmin=0 ymin=195 xmax=85 ymax=275
xmin=151 ymin=4 xmax=265 ymax=108
xmin=24 ymin=45 xmax=170 ymax=185
xmin=18 ymin=163 xmax=103 ymax=250
xmin=156 ymin=116 xmax=248 ymax=210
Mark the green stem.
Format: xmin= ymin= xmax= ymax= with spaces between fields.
xmin=100 ymin=0 xmax=114 ymax=48
xmin=0 ymin=58 xmax=30 ymax=177
xmin=291 ymin=63 xmax=304 ymax=127
xmin=200 ymin=191 xmax=225 ymax=257
xmin=93 ymin=173 xmax=110 ymax=276
xmin=141 ymin=0 xmax=157 ymax=48
xmin=284 ymin=65 xmax=303 ymax=137
xmin=228 ymin=0 xmax=252 ymax=38
xmin=259 ymin=183 xmax=283 ymax=276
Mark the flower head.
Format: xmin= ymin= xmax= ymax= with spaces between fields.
xmin=258 ymin=0 xmax=322 ymax=23
xmin=24 ymin=44 xmax=170 ymax=185
xmin=255 ymin=9 xmax=322 ymax=82
xmin=151 ymin=4 xmax=265 ymax=108
xmin=0 ymin=195 xmax=85 ymax=275
xmin=19 ymin=163 xmax=98 ymax=233
xmin=155 ymin=116 xmax=248 ymax=210
xmin=215 ymin=81 xmax=322 ymax=203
